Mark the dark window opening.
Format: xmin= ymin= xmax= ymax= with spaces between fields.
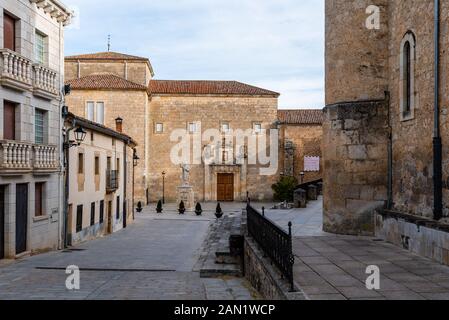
xmin=76 ymin=205 xmax=83 ymax=233
xmin=403 ymin=40 xmax=412 ymax=116
xmin=35 ymin=182 xmax=44 ymax=217
xmin=116 ymin=196 xmax=120 ymax=220
xmin=99 ymin=200 xmax=104 ymax=223
xmin=90 ymin=202 xmax=95 ymax=226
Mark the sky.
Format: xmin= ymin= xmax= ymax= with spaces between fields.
xmin=64 ymin=0 xmax=324 ymax=109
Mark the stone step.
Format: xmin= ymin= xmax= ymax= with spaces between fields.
xmin=200 ymin=263 xmax=242 ymax=278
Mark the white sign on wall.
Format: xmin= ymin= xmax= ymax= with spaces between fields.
xmin=304 ymin=156 xmax=320 ymax=172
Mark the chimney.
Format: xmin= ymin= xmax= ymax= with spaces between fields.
xmin=115 ymin=117 xmax=123 ymax=133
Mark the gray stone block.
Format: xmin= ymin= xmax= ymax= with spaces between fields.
xmin=307 ymin=185 xmax=318 ymax=201
xmin=294 ymin=188 xmax=307 ymax=208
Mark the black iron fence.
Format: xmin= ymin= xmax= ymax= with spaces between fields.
xmin=246 ymin=204 xmax=295 ymax=291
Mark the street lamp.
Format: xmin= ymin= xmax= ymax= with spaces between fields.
xmin=133 ymin=151 xmax=139 ymax=167
xmin=62 ymin=122 xmax=87 ymax=249
xmin=162 ymin=171 xmax=166 ymax=204
xmin=300 ymin=171 xmax=305 ymax=184
xmin=73 ymin=126 xmax=87 ymax=145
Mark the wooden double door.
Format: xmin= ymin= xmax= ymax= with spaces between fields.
xmin=217 ymin=173 xmax=234 ymax=202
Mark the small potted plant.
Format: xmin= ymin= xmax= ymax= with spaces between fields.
xmin=195 ymin=202 xmax=203 ymax=216
xmin=178 ymin=200 xmax=186 ymax=215
xmin=215 ymin=203 xmax=223 ymax=219
xmin=136 ymin=201 xmax=143 ymax=213
xmin=156 ymin=200 xmax=163 ymax=213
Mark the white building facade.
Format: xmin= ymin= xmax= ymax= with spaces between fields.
xmin=65 ymin=114 xmax=136 ymax=246
xmin=0 ymin=0 xmax=71 ymax=259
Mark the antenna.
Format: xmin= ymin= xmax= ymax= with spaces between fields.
xmin=107 ymin=34 xmax=111 ymax=52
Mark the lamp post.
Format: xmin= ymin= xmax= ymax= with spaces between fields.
xmin=62 ymin=117 xmax=87 ymax=248
xmin=162 ymin=171 xmax=166 ymax=204
xmin=132 ymin=150 xmax=139 ymax=219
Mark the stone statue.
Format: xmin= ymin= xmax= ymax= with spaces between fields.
xmin=180 ymin=163 xmax=190 ymax=186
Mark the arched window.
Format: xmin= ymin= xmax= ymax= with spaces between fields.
xmin=400 ymin=32 xmax=416 ymax=121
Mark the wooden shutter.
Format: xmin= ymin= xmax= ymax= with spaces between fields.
xmin=3 ymin=14 xmax=15 ymax=51
xmin=3 ymin=101 xmax=16 ymax=140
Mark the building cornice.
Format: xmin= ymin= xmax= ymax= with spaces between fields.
xmin=29 ymin=0 xmax=73 ymax=26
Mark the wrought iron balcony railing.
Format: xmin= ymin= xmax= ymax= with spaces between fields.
xmin=106 ymin=170 xmax=119 ymax=193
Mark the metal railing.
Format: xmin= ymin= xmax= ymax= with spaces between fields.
xmin=246 ymin=204 xmax=295 ymax=291
xmin=106 ymin=170 xmax=118 ymax=192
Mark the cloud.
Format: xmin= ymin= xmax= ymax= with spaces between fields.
xmin=64 ymin=0 xmax=324 ymax=108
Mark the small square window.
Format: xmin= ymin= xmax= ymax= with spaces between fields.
xmin=188 ymin=122 xmax=197 ymax=133
xmin=221 ymin=122 xmax=230 ymax=133
xmin=155 ymin=123 xmax=164 ymax=133
xmin=253 ymin=123 xmax=262 ymax=134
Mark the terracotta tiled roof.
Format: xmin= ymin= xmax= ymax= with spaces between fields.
xmin=66 ymin=112 xmax=137 ymax=146
xmin=66 ymin=74 xmax=147 ymax=90
xmin=278 ymin=109 xmax=324 ymax=125
xmin=148 ymin=80 xmax=280 ymax=96
xmin=65 ymin=51 xmax=149 ymax=61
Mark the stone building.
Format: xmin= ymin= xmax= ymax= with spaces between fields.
xmin=325 ymin=0 xmax=449 ymax=264
xmin=64 ymin=113 xmax=136 ymax=245
xmin=278 ymin=109 xmax=323 ymax=184
xmin=0 ymin=0 xmax=71 ymax=259
xmin=64 ymin=51 xmax=324 ymax=205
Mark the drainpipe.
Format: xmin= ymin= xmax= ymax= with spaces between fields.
xmin=433 ymin=0 xmax=443 ymax=220
xmin=63 ymin=118 xmax=76 ymax=248
xmin=123 ymin=140 xmax=127 ymax=228
xmin=386 ymin=91 xmax=393 ymax=210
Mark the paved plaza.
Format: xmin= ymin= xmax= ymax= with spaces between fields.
xmin=263 ymin=197 xmax=449 ymax=300
xmin=0 ymin=205 xmax=257 ymax=300
xmin=2 ymin=198 xmax=449 ymax=300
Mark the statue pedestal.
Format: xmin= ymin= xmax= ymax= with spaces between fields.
xmin=177 ymin=185 xmax=195 ymax=211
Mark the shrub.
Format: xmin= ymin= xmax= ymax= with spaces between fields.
xmin=271 ymin=176 xmax=298 ymax=202
xmin=195 ymin=202 xmax=203 ymax=216
xmin=178 ymin=200 xmax=186 ymax=214
xmin=156 ymin=200 xmax=163 ymax=213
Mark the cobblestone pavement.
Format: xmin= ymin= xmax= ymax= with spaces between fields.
xmin=281 ymin=198 xmax=449 ymax=300
xmin=0 ymin=206 xmax=257 ymax=300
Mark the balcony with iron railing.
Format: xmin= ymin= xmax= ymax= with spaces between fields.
xmin=106 ymin=170 xmax=119 ymax=193
xmin=0 ymin=140 xmax=58 ymax=174
xmin=0 ymin=49 xmax=59 ymax=99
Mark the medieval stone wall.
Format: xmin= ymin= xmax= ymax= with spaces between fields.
xmin=387 ymin=0 xmax=449 ymax=218
xmin=325 ymin=0 xmax=389 ymax=104
xmin=324 ymin=0 xmax=390 ymax=234
xmin=323 ymin=100 xmax=389 ymax=235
